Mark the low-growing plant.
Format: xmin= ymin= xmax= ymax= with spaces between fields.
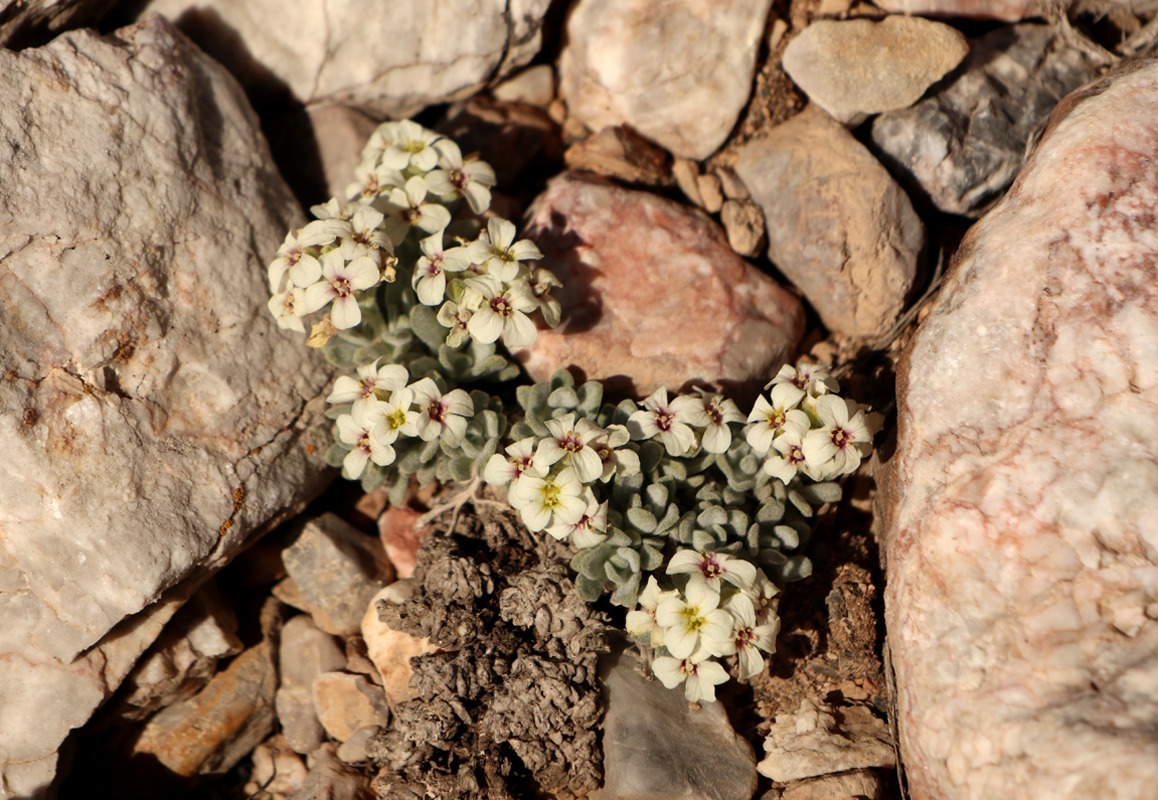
xmin=267 ymin=119 xmax=881 ymax=703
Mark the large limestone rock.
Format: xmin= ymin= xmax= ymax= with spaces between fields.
xmin=0 ymin=18 xmax=333 ymax=797
xmin=559 ymin=0 xmax=773 ymax=161
xmin=516 ymin=172 xmax=805 ymax=397
xmin=137 ymin=0 xmax=552 ymax=117
xmin=881 ymin=61 xmax=1158 ymax=799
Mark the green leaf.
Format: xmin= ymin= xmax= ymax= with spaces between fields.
xmin=788 ymin=489 xmax=814 ymax=518
xmin=548 ymin=386 xmax=580 ymax=409
xmin=410 ymin=304 xmax=448 ymax=350
xmin=576 ymin=575 xmax=605 ymax=602
xmin=625 ymin=507 xmax=658 ymax=534
xmin=577 ymin=381 xmax=603 ymax=416
xmin=549 ymin=369 xmax=575 ymax=391
xmin=773 ymin=525 xmax=800 ymax=550
xmin=324 ymin=442 xmax=350 ymax=469
xmin=360 ymin=463 xmax=388 ymax=493
xmin=801 ymin=481 xmax=843 ymax=505
xmin=449 ymin=455 xmax=474 ymax=482
xmin=697 ymin=506 xmax=727 ymax=528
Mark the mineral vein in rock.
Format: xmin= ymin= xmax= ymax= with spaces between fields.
xmin=883 ymin=61 xmax=1158 ymax=800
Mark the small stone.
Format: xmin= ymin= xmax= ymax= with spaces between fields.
xmin=880 ymin=59 xmax=1158 ymax=800
xmin=721 ymin=199 xmax=767 ymax=258
xmin=377 ymin=505 xmax=425 ymax=579
xmin=757 ymin=699 xmax=895 ymax=783
xmin=438 ymin=96 xmax=561 ymax=186
xmin=736 ymin=105 xmax=923 ymax=338
xmin=336 ymin=725 xmax=380 ymax=764
xmin=105 ymin=580 xmax=243 ymax=723
xmin=563 ymin=125 xmax=674 ymax=186
xmin=673 ymin=157 xmax=704 ymax=207
xmin=782 ymin=16 xmax=969 ymax=128
xmin=871 ymin=23 xmax=1098 ymax=217
xmin=271 ymin=576 xmax=311 ymax=612
xmin=515 ymin=172 xmax=805 ymax=396
xmin=276 ymin=615 xmax=346 ymax=754
xmin=599 ymin=650 xmax=757 ymax=800
xmin=312 ymin=672 xmax=390 ymax=743
xmin=697 ymin=173 xmax=724 ymax=214
xmin=132 ymin=639 xmax=279 ymax=781
xmin=492 ymin=64 xmax=556 ymax=107
xmin=871 ymin=0 xmax=1038 ymax=21
xmin=286 ymin=744 xmax=371 ymax=800
xmin=244 ymin=735 xmax=308 ymax=800
xmin=282 ymin=513 xmax=395 ymax=635
xmin=715 ymin=166 xmax=751 ymax=200
xmin=361 ymin=583 xmax=439 ymax=708
xmin=135 ymin=0 xmax=552 ymax=117
xmin=780 ymin=769 xmax=883 ymax=800
xmin=559 ymin=0 xmax=774 ymax=160
xmin=268 ymin=104 xmax=381 ymax=209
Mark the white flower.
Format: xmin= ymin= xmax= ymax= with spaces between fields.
xmin=627 ymin=389 xmax=699 ymax=457
xmin=768 ymin=361 xmax=839 ymax=399
xmin=535 ymin=414 xmax=606 ymax=484
xmin=666 ymin=549 xmax=757 ymax=594
xmin=426 ymin=139 xmax=497 ymax=214
xmin=762 ymin=409 xmax=813 ymax=484
xmin=652 ymin=647 xmax=730 ymax=703
xmin=482 ymin=437 xmax=546 ymax=486
xmin=507 ymin=466 xmax=587 ymax=533
xmin=721 ymin=592 xmax=780 ymax=681
xmin=408 ymin=377 xmax=474 ymax=447
xmin=380 ymin=176 xmax=452 ymax=246
xmin=436 ymin=287 xmax=484 ymax=347
xmin=268 ymin=226 xmax=330 ymax=292
xmin=379 ymin=119 xmax=443 ymax=173
xmin=528 ymin=267 xmax=563 ymax=328
xmin=686 ymin=392 xmax=745 ymax=454
xmin=801 ymin=395 xmax=877 ymax=479
xmin=625 ymin=575 xmax=678 ymax=648
xmin=545 ymin=492 xmax=606 ymax=543
xmin=412 ymin=232 xmax=471 ymax=306
xmin=327 ymin=359 xmax=408 ymax=405
xmin=301 ymin=249 xmax=380 ymax=330
xmin=654 ymin=574 xmax=733 ymax=659
xmin=346 ymin=162 xmax=406 ymax=203
xmin=337 ymin=399 xmax=396 ymax=479
xmin=589 ymin=424 xmax=640 ymax=482
xmin=466 ymin=218 xmax=543 ymax=282
xmin=370 ymin=387 xmax=420 ymax=445
xmin=745 ymin=383 xmax=806 ymax=454
xmin=344 ymin=202 xmax=394 ymax=264
xmin=465 ymin=275 xmax=538 ymax=347
xmin=268 ymin=287 xmax=307 ymax=333
xmin=749 ymin=570 xmax=781 ymax=627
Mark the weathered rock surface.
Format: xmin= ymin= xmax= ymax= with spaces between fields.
xmin=243 ymin=735 xmax=309 ymax=800
xmin=783 ymin=17 xmax=969 ymax=127
xmin=492 ymin=64 xmax=556 ymax=108
xmin=736 ymin=106 xmax=923 ymax=338
xmin=757 ymin=699 xmax=894 ymax=783
xmin=516 ymin=172 xmax=805 ymax=396
xmin=276 ymin=614 xmax=347 ymax=754
xmin=597 ymin=650 xmax=757 ymax=800
xmin=881 ymin=60 xmax=1158 ymax=799
xmin=313 ymin=672 xmax=391 ymax=742
xmin=377 ymin=506 xmax=425 ymax=580
xmin=562 ymin=125 xmax=674 ymax=187
xmin=559 ymin=0 xmax=773 ymax=160
xmin=282 ymin=513 xmax=395 ymax=635
xmin=288 ymin=745 xmax=372 ymax=800
xmin=872 ymin=24 xmax=1098 ymax=217
xmin=0 ymin=18 xmax=332 ymax=796
xmin=137 ymin=0 xmax=551 ymax=117
xmin=776 ymin=769 xmax=883 ymax=800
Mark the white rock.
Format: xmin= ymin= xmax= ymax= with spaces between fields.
xmin=757 ymin=698 xmax=894 ymax=783
xmin=492 ymin=64 xmax=556 ymax=108
xmin=559 ymin=0 xmax=773 ymax=160
xmin=0 ymin=18 xmax=333 ymax=796
xmin=138 ymin=0 xmax=552 ymax=117
xmin=782 ymin=16 xmax=969 ymax=127
xmin=882 ymin=61 xmax=1158 ymax=800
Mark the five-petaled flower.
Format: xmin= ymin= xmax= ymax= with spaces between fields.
xmin=408 ymin=377 xmax=474 ymax=447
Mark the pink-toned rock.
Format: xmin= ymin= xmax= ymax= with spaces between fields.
xmin=275 ymin=615 xmax=347 ymax=754
xmin=735 ymin=106 xmax=924 ymax=339
xmin=377 ymin=505 xmax=426 ymax=579
xmin=515 ymin=172 xmax=805 ymax=396
xmin=881 ymin=62 xmax=1158 ymax=800
xmin=361 ymin=582 xmax=439 ymax=708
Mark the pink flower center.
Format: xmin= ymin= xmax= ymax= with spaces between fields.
xmin=699 ymin=555 xmax=723 ymax=580
xmin=560 ymin=433 xmax=583 ymax=454
xmin=787 ymin=444 xmax=806 ymax=465
xmin=359 ymin=379 xmax=376 ymax=398
xmin=765 ymin=408 xmax=785 ymax=430
xmin=736 ymin=627 xmax=754 ymax=648
xmin=332 ymin=275 xmax=354 ymax=298
xmin=427 ymin=401 xmax=447 ymax=423
xmin=706 ymin=401 xmax=724 ymax=425
xmin=491 ymin=296 xmax=513 ymax=318
xmin=511 ymin=454 xmax=533 ymax=477
xmin=654 ymin=409 xmax=675 ymax=432
xmin=831 ymin=427 xmax=852 ymax=449
xmin=449 ymin=169 xmax=467 ymax=192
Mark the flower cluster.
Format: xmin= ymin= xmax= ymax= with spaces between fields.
xmin=266 ymin=119 xmax=561 ymax=353
xmin=482 ymin=412 xmax=641 ymax=540
xmin=746 ymin=363 xmax=882 ymax=484
xmin=626 ymin=556 xmax=781 ymax=703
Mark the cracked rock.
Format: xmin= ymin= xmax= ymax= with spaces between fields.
xmin=0 ymin=17 xmax=333 ymax=796
xmin=369 ymin=504 xmax=607 ymax=799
